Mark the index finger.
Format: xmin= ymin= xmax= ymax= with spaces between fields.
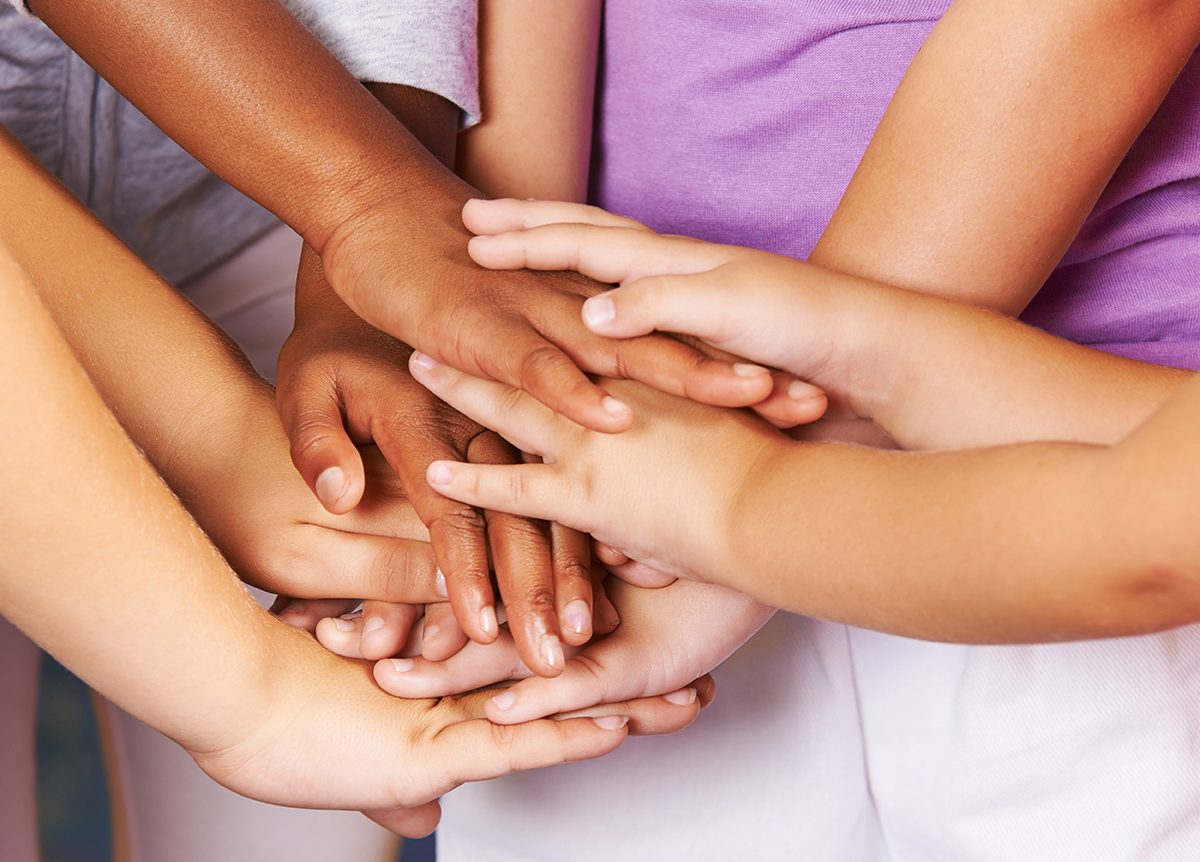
xmin=467 ymin=223 xmax=730 ymax=285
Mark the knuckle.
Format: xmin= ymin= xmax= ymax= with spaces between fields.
xmin=369 ymin=544 xmax=429 ymax=600
xmin=518 ymin=343 xmax=570 ymax=391
xmin=554 ymin=555 xmax=592 ymax=588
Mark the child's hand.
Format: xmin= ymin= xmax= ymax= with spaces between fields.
xmin=275 ymin=254 xmax=596 ymax=675
xmin=409 ymin=354 xmax=787 ymax=585
xmin=463 ymin=197 xmax=895 ymax=421
xmin=191 ymin=621 xmax=706 ymax=839
xmin=318 ymin=193 xmax=825 ymax=433
xmin=364 ymin=579 xmax=771 ymax=726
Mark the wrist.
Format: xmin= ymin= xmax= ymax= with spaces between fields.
xmin=706 ymin=433 xmax=794 ymax=589
xmin=819 ymin=270 xmax=918 ymax=425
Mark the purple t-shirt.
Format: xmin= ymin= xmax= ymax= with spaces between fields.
xmin=591 ymin=0 xmax=1200 ymax=369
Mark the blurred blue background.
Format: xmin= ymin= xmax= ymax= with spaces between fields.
xmin=37 ymin=659 xmax=436 ymax=862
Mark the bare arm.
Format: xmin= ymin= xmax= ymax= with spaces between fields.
xmin=29 ymin=0 xmax=761 ymax=435
xmin=801 ymin=0 xmax=1200 ymax=445
xmin=458 ymin=0 xmax=601 ymax=202
xmin=813 ymin=0 xmax=1200 ymax=310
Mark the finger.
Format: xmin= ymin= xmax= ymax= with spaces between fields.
xmin=555 ymin=687 xmax=702 ymax=737
xmin=297 ymin=530 xmax=443 ymax=604
xmin=276 ymin=367 xmax=366 ymax=514
xmin=431 ymin=712 xmax=628 ymax=788
xmin=592 ymin=577 xmax=621 ymax=635
xmin=592 ymin=540 xmax=629 ymax=568
xmin=374 ymin=636 xmax=530 ymax=699
xmin=358 ymin=600 xmax=424 ymax=661
xmin=750 ymin=371 xmax=829 ymax=428
xmin=363 ymin=801 xmax=442 ymax=839
xmin=607 ymin=559 xmax=677 ymax=589
xmin=370 ymin=405 xmax=498 ymax=648
xmin=467 ymin=224 xmax=726 ymax=286
xmin=315 ymin=611 xmax=365 ymax=658
xmin=419 ymin=600 xmax=470 ymax=662
xmin=469 ymin=434 xmax=565 ymax=678
xmin=613 ymin=337 xmax=776 ymax=408
xmin=552 ymin=523 xmax=593 ymax=647
xmin=694 ymin=673 xmax=718 ymax=709
xmin=462 ymin=198 xmax=651 ymax=236
xmin=427 ymin=460 xmax=570 ymax=527
xmin=578 ymin=269 xmax=750 ymax=343
xmin=485 ymin=509 xmax=563 ymax=677
xmin=275 ymin=598 xmax=360 ymax=632
xmin=409 ymin=353 xmax=567 ymax=458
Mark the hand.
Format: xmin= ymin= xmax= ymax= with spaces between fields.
xmin=172 ymin=383 xmax=445 ymax=607
xmin=364 ymin=578 xmax=769 ymax=726
xmin=275 ymin=249 xmax=595 ymax=674
xmin=409 ymin=354 xmax=787 ymax=585
xmin=192 ymin=619 xmax=707 ymax=839
xmin=317 ymin=185 xmax=825 ymax=433
xmin=462 ymin=197 xmax=900 ymax=422
xmin=312 ymin=570 xmax=626 ymax=665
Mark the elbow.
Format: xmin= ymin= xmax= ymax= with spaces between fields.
xmin=1087 ymin=557 xmax=1200 ymax=637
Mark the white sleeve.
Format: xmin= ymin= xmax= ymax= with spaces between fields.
xmin=3 ymin=1 xmax=31 ymax=15
xmin=285 ymin=0 xmax=480 ymax=127
xmin=7 ymin=0 xmax=481 ymax=127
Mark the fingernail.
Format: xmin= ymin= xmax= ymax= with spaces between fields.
xmin=279 ymin=601 xmax=306 ymax=617
xmin=388 ymin=658 xmax=414 ymax=673
xmin=734 ymin=363 xmax=769 ymax=378
xmin=491 ymin=689 xmax=516 ymax=711
xmin=423 ymin=624 xmax=441 ymax=644
xmin=582 ymin=295 xmax=616 ymax=328
xmin=593 ymin=716 xmax=629 ymax=731
xmin=602 ymin=396 xmax=632 ymax=417
xmin=479 ymin=606 xmax=499 ymax=638
xmin=540 ymin=635 xmax=565 ymax=670
xmin=788 ymin=380 xmax=815 ymax=401
xmin=362 ymin=616 xmax=385 ymax=635
xmin=434 ymin=568 xmax=448 ymax=598
xmin=315 ymin=467 xmax=348 ymax=507
xmin=563 ymin=600 xmax=591 ymax=635
xmin=663 ymin=687 xmax=697 ymax=706
xmin=333 ymin=616 xmax=357 ymax=632
xmin=410 ymin=351 xmax=437 ymax=371
xmin=428 ymin=462 xmax=453 ymax=487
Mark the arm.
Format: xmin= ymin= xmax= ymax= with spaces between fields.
xmin=29 ymin=0 xmax=768 ymax=433
xmin=802 ymin=0 xmax=1200 ymax=445
xmin=812 ymin=0 xmax=1200 ymax=310
xmin=457 ymin=0 xmax=601 ymax=203
xmin=0 ymin=238 xmax=650 ymax=838
xmin=0 ymin=126 xmax=444 ymax=605
xmin=409 ymin=354 xmax=1200 ymax=644
xmin=459 ymin=199 xmax=1192 ymax=450
xmin=275 ymin=57 xmax=602 ymax=666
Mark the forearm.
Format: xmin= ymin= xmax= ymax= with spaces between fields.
xmin=721 ymin=381 xmax=1200 ymax=641
xmin=828 ymin=268 xmax=1191 ymax=448
xmin=28 ymin=0 xmax=472 ymax=253
xmin=0 ymin=243 xmax=286 ymax=754
xmin=0 ymin=127 xmax=280 ymax=492
xmin=458 ymin=0 xmax=601 ymax=201
xmin=812 ymin=0 xmax=1200 ymax=310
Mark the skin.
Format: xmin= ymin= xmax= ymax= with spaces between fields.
xmin=0 ymin=128 xmax=716 ymax=836
xmin=28 ymin=0 xmax=817 ymax=658
xmin=27 ymin=0 xmax=785 ymax=431
xmin=0 ymin=237 xmax=637 ymax=838
xmin=353 ymin=0 xmax=1200 ymax=719
xmin=275 ymin=79 xmax=592 ymax=676
xmin=409 ymin=206 xmax=1200 ymax=645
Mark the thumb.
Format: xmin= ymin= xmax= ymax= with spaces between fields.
xmin=277 ymin=368 xmax=365 ymax=514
